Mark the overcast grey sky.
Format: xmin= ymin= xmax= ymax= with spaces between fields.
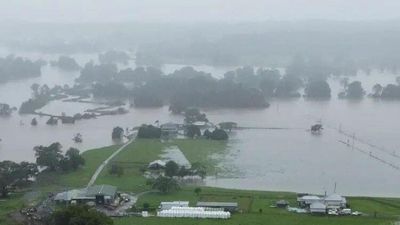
xmin=1 ymin=0 xmax=400 ymax=23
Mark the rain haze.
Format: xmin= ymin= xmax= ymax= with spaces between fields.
xmin=0 ymin=0 xmax=400 ymax=22
xmin=1 ymin=1 xmax=400 ymax=225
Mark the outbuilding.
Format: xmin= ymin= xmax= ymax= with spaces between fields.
xmin=324 ymin=194 xmax=347 ymax=209
xmin=310 ymin=202 xmax=327 ymax=214
xmin=196 ymin=202 xmax=239 ymax=212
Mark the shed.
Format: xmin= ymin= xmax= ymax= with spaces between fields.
xmin=160 ymin=122 xmax=180 ymax=135
xmin=196 ymin=202 xmax=239 ymax=212
xmin=276 ymin=200 xmax=289 ymax=208
xmin=298 ymin=195 xmax=322 ymax=208
xmin=85 ymin=185 xmax=117 ymax=205
xmin=310 ymin=202 xmax=327 ymax=214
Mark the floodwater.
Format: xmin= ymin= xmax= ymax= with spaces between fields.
xmin=1 ymin=50 xmax=400 ymax=197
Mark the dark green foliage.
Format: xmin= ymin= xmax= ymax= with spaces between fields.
xmin=0 ymin=161 xmax=37 ymax=197
xmin=0 ymin=55 xmax=42 ymax=83
xmin=109 ymin=164 xmax=124 ymax=177
xmin=19 ymin=95 xmax=51 ymax=114
xmin=381 ymin=84 xmax=400 ymax=99
xmin=99 ymin=50 xmax=130 ymax=65
xmin=339 ymin=81 xmax=365 ymax=99
xmin=165 ymin=161 xmax=179 ymax=177
xmin=34 ymin=143 xmax=84 ymax=172
xmin=77 ymin=62 xmax=118 ymax=84
xmin=34 ymin=143 xmax=64 ymax=171
xmin=112 ymin=127 xmax=124 ymax=139
xmin=304 ymin=79 xmax=331 ymax=98
xmin=31 ymin=118 xmax=38 ymax=126
xmin=51 ymin=205 xmax=113 ymax=225
xmin=210 ymin=128 xmax=229 ymax=140
xmin=137 ymin=125 xmax=161 ymax=139
xmin=0 ymin=162 xmax=37 ymax=197
xmin=185 ymin=125 xmax=201 ymax=138
xmin=152 ymin=176 xmax=180 ymax=194
xmin=50 ymin=56 xmax=80 ymax=71
xmin=194 ymin=187 xmax=202 ymax=196
xmin=184 ymin=108 xmax=208 ymax=124
xmin=92 ymin=82 xmax=130 ymax=98
xmin=191 ymin=162 xmax=207 ymax=178
xmin=64 ymin=148 xmax=85 ymax=171
xmin=0 ymin=103 xmax=12 ymax=116
xmin=203 ymin=129 xmax=212 ymax=139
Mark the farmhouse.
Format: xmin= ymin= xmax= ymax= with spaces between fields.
xmin=160 ymin=122 xmax=180 ymax=136
xmin=310 ymin=202 xmax=327 ymax=214
xmin=324 ymin=194 xmax=347 ymax=209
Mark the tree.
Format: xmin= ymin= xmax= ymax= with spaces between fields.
xmin=34 ymin=143 xmax=63 ymax=171
xmin=203 ymin=129 xmax=212 ymax=139
xmin=371 ymin=84 xmax=383 ymax=97
xmin=191 ymin=162 xmax=207 ymax=178
xmin=185 ymin=125 xmax=201 ymax=138
xmin=304 ymin=79 xmax=331 ymax=98
xmin=210 ymin=128 xmax=229 ymax=140
xmin=194 ymin=187 xmax=202 ymax=196
xmin=31 ymin=118 xmax=38 ymax=126
xmin=112 ymin=127 xmax=124 ymax=139
xmin=0 ymin=161 xmax=37 ymax=197
xmin=64 ymin=148 xmax=85 ymax=171
xmin=165 ymin=161 xmax=179 ymax=177
xmin=137 ymin=125 xmax=161 ymax=139
xmin=109 ymin=164 xmax=124 ymax=177
xmin=152 ymin=176 xmax=180 ymax=194
xmin=340 ymin=81 xmax=365 ymax=99
xmin=51 ymin=205 xmax=113 ymax=225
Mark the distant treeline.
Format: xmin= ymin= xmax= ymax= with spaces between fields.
xmin=0 ymin=55 xmax=44 ymax=83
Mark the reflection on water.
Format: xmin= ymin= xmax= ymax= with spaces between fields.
xmin=0 ymin=51 xmax=399 ymax=196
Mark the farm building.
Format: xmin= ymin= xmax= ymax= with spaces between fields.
xmin=196 ymin=202 xmax=239 ymax=212
xmin=53 ymin=185 xmax=117 ymax=205
xmin=160 ymin=122 xmax=180 ymax=136
xmin=297 ymin=195 xmax=322 ymax=207
xmin=310 ymin=202 xmax=327 ymax=214
xmin=324 ymin=194 xmax=347 ymax=209
xmin=276 ymin=200 xmax=289 ymax=208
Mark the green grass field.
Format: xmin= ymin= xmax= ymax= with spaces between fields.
xmin=1 ymin=139 xmax=400 ymax=225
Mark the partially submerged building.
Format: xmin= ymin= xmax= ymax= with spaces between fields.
xmin=160 ymin=122 xmax=180 ymax=136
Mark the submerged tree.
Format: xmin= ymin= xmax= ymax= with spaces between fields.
xmin=112 ymin=127 xmax=124 ymax=139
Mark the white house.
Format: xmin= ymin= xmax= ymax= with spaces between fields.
xmin=298 ymin=195 xmax=322 ymax=207
xmin=324 ymin=194 xmax=347 ymax=209
xmin=310 ymin=202 xmax=327 ymax=214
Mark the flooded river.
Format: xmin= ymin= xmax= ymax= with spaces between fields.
xmin=0 ymin=50 xmax=400 ymax=197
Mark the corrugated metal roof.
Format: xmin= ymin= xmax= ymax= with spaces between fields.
xmin=85 ymin=185 xmax=117 ymax=197
xmin=196 ymin=202 xmax=238 ymax=207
